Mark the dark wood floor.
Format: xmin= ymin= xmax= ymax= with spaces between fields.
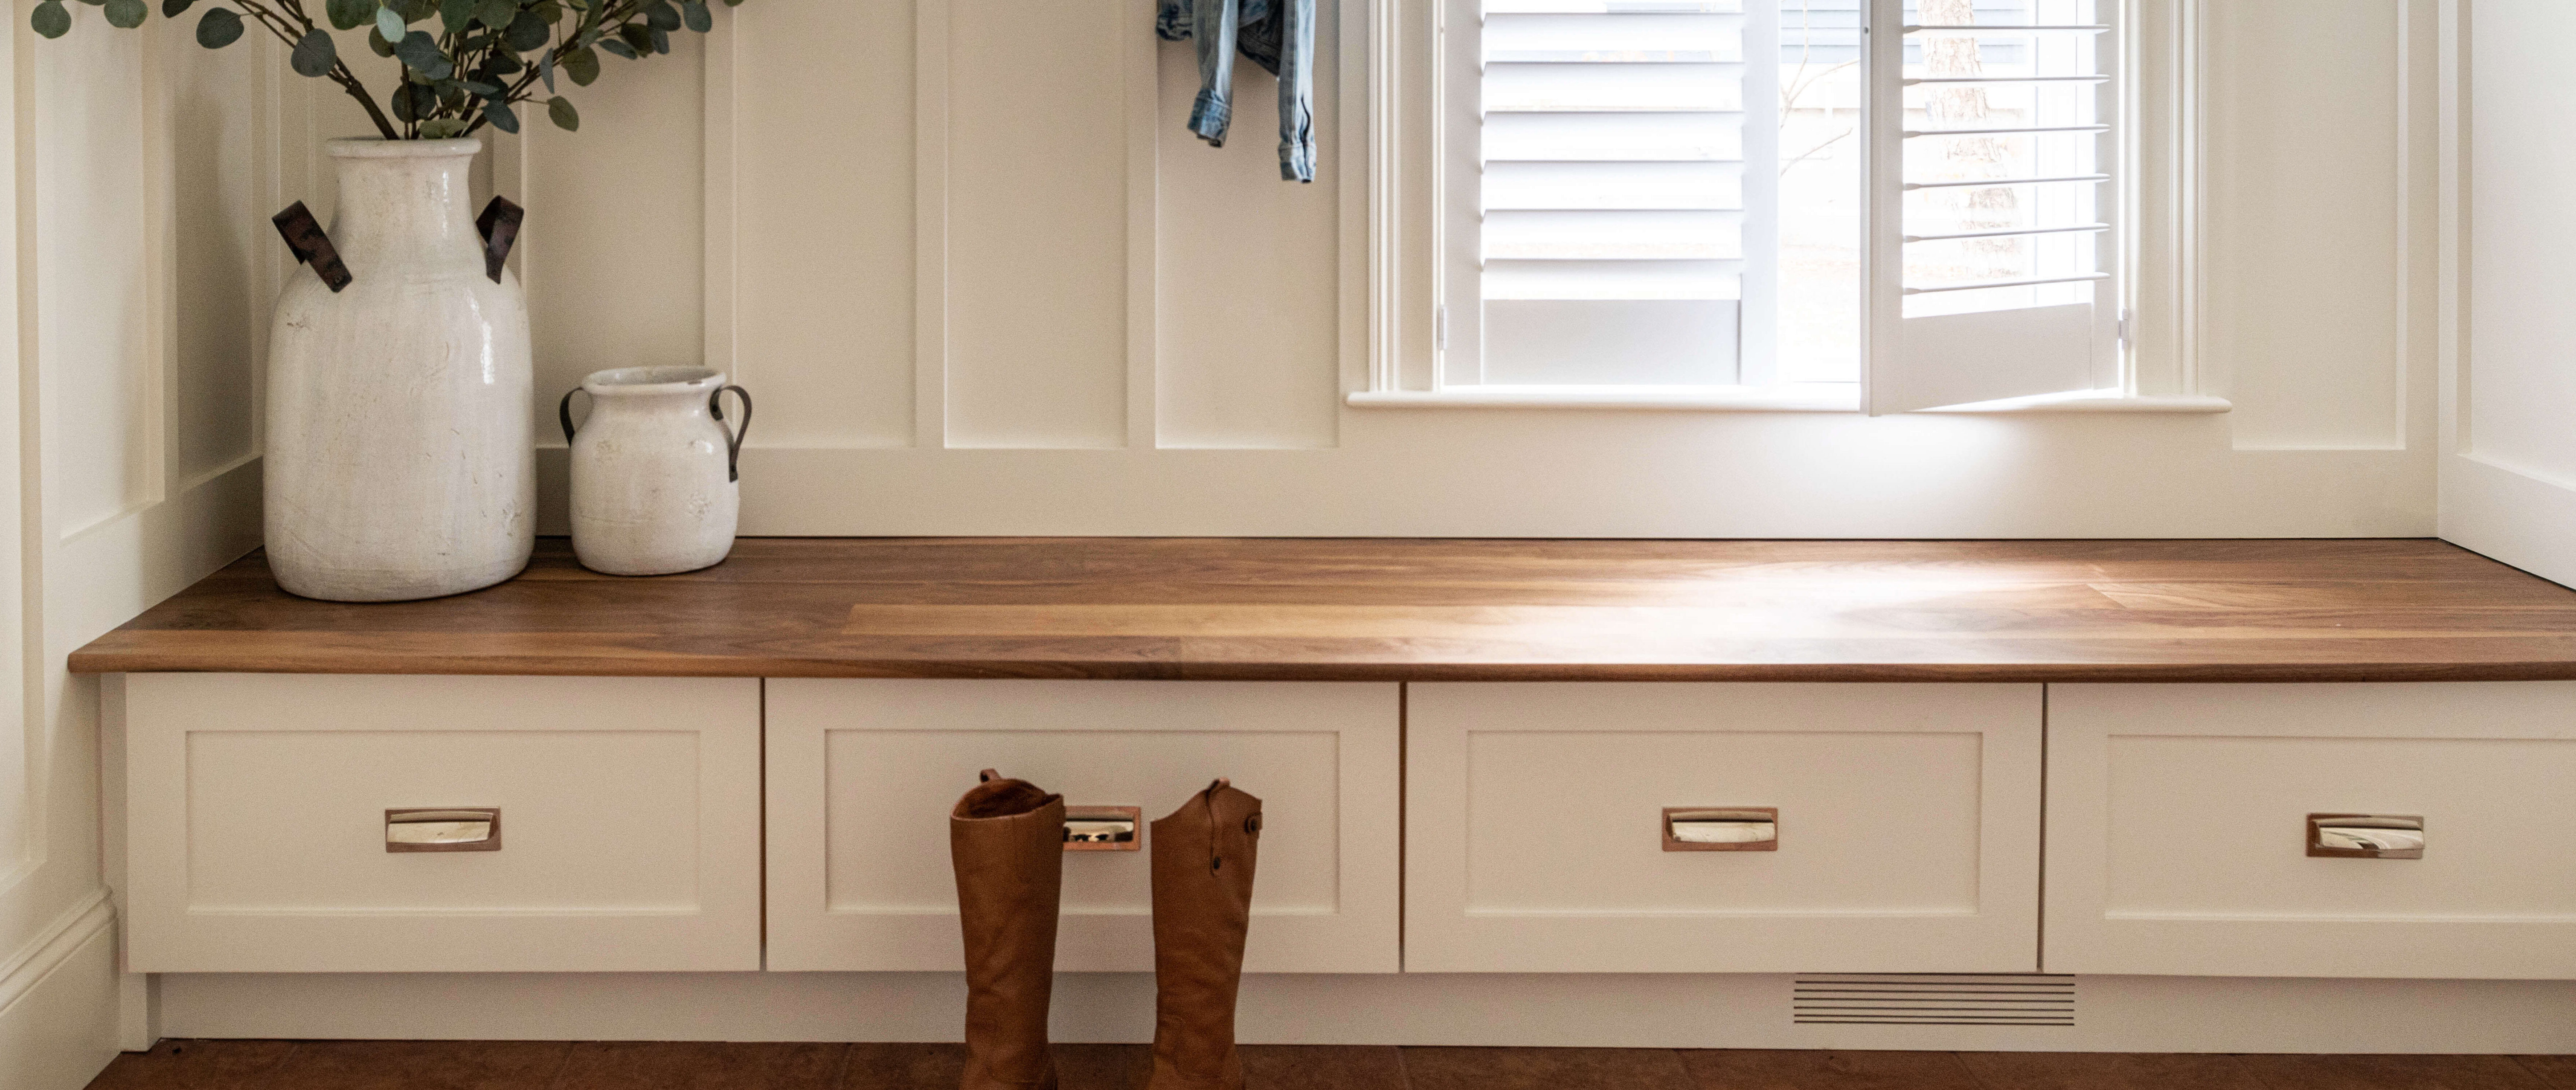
xmin=83 ymin=1042 xmax=2576 ymax=1090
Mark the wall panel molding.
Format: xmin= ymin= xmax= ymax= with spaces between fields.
xmin=2204 ymin=0 xmax=2431 ymax=453
xmin=676 ymin=0 xmax=2422 ymax=533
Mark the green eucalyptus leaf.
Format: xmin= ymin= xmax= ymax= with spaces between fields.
xmin=458 ymin=78 xmax=499 ymax=96
xmin=474 ymin=0 xmax=513 ymax=29
xmin=547 ymin=96 xmax=578 ymax=132
xmin=642 ymin=1 xmax=678 ymax=31
xmin=617 ymin=22 xmax=649 ymax=50
xmin=290 ymin=28 xmax=338 ymax=76
xmin=103 ymin=0 xmax=146 ymax=29
xmin=483 ymin=100 xmax=519 ymax=134
xmin=562 ymin=45 xmax=598 ymax=84
xmin=368 ymin=25 xmax=397 ymax=55
xmin=323 ymin=0 xmax=370 ymax=29
xmin=537 ymin=48 xmax=554 ymax=92
xmin=679 ymin=0 xmax=708 ymax=32
xmin=397 ymin=0 xmax=437 ymax=21
xmin=596 ymin=36 xmax=634 ymax=60
xmin=419 ymin=117 xmax=467 ymax=139
xmin=649 ymin=26 xmax=667 ymax=53
xmin=395 ymin=29 xmax=453 ymax=78
xmin=375 ymin=5 xmax=404 ymax=40
xmin=31 ymin=1 xmax=69 ymax=39
xmin=504 ymin=9 xmax=547 ymax=50
xmin=163 ymin=0 xmax=194 ymax=17
xmin=439 ymin=0 xmax=474 ymax=32
xmin=195 ymin=5 xmax=244 ymax=46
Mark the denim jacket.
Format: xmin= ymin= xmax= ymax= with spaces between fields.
xmin=1156 ymin=0 xmax=1316 ymax=183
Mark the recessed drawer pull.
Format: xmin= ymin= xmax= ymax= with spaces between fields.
xmin=2308 ymin=814 xmax=2423 ymax=859
xmin=1064 ymin=806 xmax=1141 ymax=851
xmin=386 ymin=808 xmax=502 ymax=852
xmin=1663 ymin=807 xmax=1778 ymax=852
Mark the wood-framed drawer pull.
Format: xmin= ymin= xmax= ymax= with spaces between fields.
xmin=1663 ymin=807 xmax=1778 ymax=852
xmin=2308 ymin=813 xmax=2423 ymax=859
xmin=1064 ymin=805 xmax=1141 ymax=851
xmin=386 ymin=808 xmax=501 ymax=852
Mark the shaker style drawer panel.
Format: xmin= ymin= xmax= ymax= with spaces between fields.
xmin=1406 ymin=683 xmax=2042 ymax=973
xmin=123 ymin=674 xmax=763 ymax=973
xmin=2047 ymin=682 xmax=2576 ymax=979
xmin=764 ymin=680 xmax=1400 ymax=973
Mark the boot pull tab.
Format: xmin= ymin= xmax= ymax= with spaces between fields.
xmin=979 ymin=769 xmax=1001 ymax=784
xmin=1205 ymin=778 xmax=1231 ymax=874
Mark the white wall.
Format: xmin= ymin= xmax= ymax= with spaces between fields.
xmin=0 ymin=7 xmax=267 ymax=1087
xmin=280 ymin=0 xmax=2436 ymax=538
xmin=2438 ymin=0 xmax=2576 ymax=587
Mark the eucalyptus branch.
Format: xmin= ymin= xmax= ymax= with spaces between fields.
xmin=32 ymin=0 xmax=730 ymax=143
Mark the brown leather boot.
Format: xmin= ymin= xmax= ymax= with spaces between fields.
xmin=951 ymin=769 xmax=1066 ymax=1090
xmin=1144 ymin=779 xmax=1264 ymax=1090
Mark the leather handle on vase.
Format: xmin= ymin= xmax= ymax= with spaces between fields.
xmin=559 ymin=389 xmax=589 ymax=444
xmin=711 ymin=385 xmax=753 ymax=483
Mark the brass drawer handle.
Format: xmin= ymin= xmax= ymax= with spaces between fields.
xmin=1664 ymin=807 xmax=1778 ymax=852
xmin=2309 ymin=814 xmax=2423 ymax=859
xmin=1064 ymin=806 xmax=1140 ymax=852
xmin=386 ymin=808 xmax=501 ymax=852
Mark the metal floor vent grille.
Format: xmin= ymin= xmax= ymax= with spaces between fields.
xmin=1793 ymin=974 xmax=2075 ymax=1026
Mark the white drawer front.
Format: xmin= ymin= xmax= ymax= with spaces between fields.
xmin=125 ymin=674 xmax=763 ymax=972
xmin=765 ymin=680 xmax=1401 ymax=973
xmin=2048 ymin=682 xmax=2576 ymax=979
xmin=1407 ymin=683 xmax=2042 ymax=973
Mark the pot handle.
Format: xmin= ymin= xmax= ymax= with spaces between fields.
xmin=711 ymin=385 xmax=753 ymax=483
xmin=558 ymin=389 xmax=590 ymax=445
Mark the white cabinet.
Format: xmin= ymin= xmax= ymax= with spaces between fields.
xmin=123 ymin=674 xmax=764 ymax=973
xmin=763 ymin=680 xmax=1402 ymax=973
xmin=2047 ymin=682 xmax=2576 ymax=979
xmin=1405 ymin=683 xmax=2043 ymax=973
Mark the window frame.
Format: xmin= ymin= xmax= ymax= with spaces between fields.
xmin=1352 ymin=0 xmax=2230 ymax=414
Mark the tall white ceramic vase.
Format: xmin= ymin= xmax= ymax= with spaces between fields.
xmin=265 ymin=138 xmax=533 ymax=601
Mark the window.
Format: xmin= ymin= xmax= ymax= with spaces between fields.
xmin=1421 ymin=0 xmax=2126 ymax=411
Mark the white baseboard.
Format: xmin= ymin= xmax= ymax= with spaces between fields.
xmin=0 ymin=898 xmax=123 ymax=1090
xmin=158 ymin=971 xmax=2576 ymax=1054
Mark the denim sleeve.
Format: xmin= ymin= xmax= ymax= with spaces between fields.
xmin=1161 ymin=0 xmax=1239 ymax=147
xmin=1233 ymin=0 xmax=1315 ymax=181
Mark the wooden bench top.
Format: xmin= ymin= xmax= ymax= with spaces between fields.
xmin=66 ymin=538 xmax=2576 ymax=683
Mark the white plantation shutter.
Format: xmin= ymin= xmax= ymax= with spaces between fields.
xmin=1444 ymin=0 xmax=1778 ymax=386
xmin=1863 ymin=0 xmax=2121 ymax=413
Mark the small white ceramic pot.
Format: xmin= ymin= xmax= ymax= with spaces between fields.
xmin=561 ymin=366 xmax=751 ymax=576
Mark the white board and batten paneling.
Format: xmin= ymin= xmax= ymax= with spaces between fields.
xmin=7 ymin=8 xmax=277 ymax=1085
xmin=764 ymin=680 xmax=1401 ymax=973
xmin=123 ymin=674 xmax=764 ymax=973
xmin=2440 ymin=0 xmax=2576 ymax=588
xmin=282 ymin=0 xmax=2444 ymax=540
xmin=1405 ymin=684 xmax=2042 ymax=973
xmin=2048 ymin=682 xmax=2576 ymax=979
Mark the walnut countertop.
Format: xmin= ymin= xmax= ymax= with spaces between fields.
xmin=65 ymin=538 xmax=2576 ymax=683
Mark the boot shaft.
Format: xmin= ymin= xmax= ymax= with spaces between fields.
xmin=951 ymin=771 xmax=1066 ymax=1090
xmin=1146 ymin=780 xmax=1263 ymax=1090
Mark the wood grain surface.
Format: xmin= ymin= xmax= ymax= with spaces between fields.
xmin=64 ymin=538 xmax=2576 ymax=682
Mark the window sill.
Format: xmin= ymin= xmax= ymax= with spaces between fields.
xmin=1346 ymin=385 xmax=1863 ymax=412
xmin=1345 ymin=385 xmax=2233 ymax=414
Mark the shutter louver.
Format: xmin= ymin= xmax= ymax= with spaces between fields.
xmin=1864 ymin=0 xmax=2122 ymax=413
xmin=1462 ymin=0 xmax=1777 ymax=386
